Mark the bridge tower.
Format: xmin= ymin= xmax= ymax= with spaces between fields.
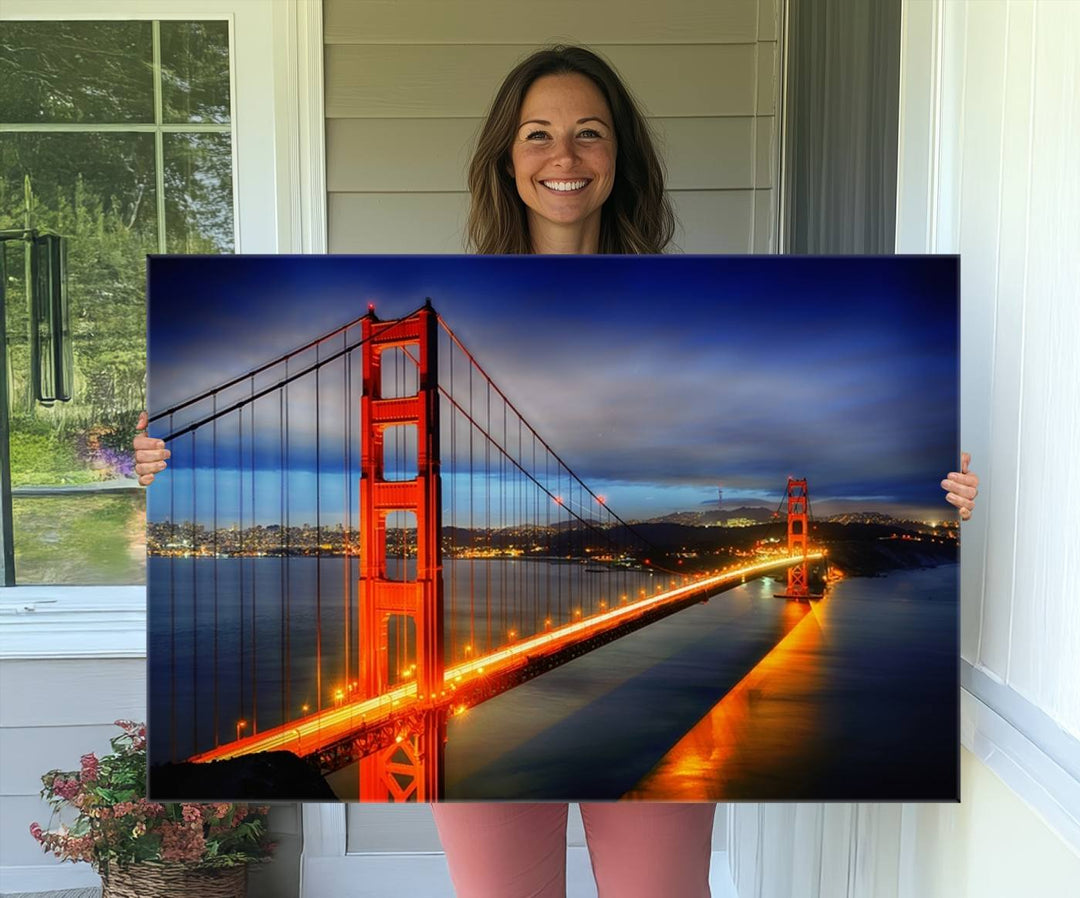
xmin=358 ymin=301 xmax=445 ymax=801
xmin=774 ymin=477 xmax=820 ymax=600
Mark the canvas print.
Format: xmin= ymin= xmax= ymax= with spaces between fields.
xmin=146 ymin=254 xmax=958 ymax=803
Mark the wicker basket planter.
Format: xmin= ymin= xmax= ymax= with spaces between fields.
xmin=101 ymin=862 xmax=247 ymax=898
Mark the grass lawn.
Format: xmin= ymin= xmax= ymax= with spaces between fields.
xmin=12 ymin=492 xmax=145 ymax=584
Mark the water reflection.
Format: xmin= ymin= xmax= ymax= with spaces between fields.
xmin=627 ymin=565 xmax=958 ymax=801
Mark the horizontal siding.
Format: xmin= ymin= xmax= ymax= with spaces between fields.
xmin=326 ymin=44 xmax=765 ymax=118
xmin=328 ymin=188 xmax=761 ymax=255
xmin=3 ymin=794 xmax=68 ymax=868
xmin=0 ymin=659 xmax=145 ymax=728
xmin=0 ymin=723 xmax=121 ymax=796
xmin=323 ymin=0 xmax=780 ymax=264
xmin=345 ymin=804 xmax=444 ymax=852
xmin=329 ymin=192 xmax=468 ymax=253
xmin=658 ymin=117 xmax=764 ymax=188
xmin=758 ymin=0 xmax=780 ymax=42
xmin=325 ymin=0 xmax=761 ymax=45
xmin=326 ymin=119 xmax=479 ymax=193
xmin=327 ymin=116 xmax=773 ymax=193
xmin=670 ymin=189 xmax=757 ymax=253
xmin=0 ymin=658 xmax=145 ymax=869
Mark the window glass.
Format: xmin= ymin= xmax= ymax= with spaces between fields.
xmin=0 ymin=21 xmax=155 ymax=124
xmin=160 ymin=20 xmax=231 ymax=124
xmin=164 ymin=132 xmax=234 ymax=253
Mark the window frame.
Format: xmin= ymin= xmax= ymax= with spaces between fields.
xmin=0 ymin=0 xmax=325 ymax=644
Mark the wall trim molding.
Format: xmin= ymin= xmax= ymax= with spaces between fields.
xmin=896 ymin=0 xmax=944 ymax=252
xmin=0 ymin=587 xmax=145 ymax=659
xmin=273 ymin=0 xmax=328 ymax=254
xmin=961 ymin=669 xmax=1080 ymax=855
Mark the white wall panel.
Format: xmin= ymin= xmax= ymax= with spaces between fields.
xmin=956 ymin=0 xmax=1011 ymax=677
xmin=899 ymin=0 xmax=1080 ymax=739
xmin=1006 ymin=1 xmax=1080 ymax=730
xmin=977 ymin=0 xmax=1033 ymax=683
xmin=731 ymin=803 xmax=906 ymax=898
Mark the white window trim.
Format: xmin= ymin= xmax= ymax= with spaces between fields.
xmin=0 ymin=0 xmax=325 ymax=649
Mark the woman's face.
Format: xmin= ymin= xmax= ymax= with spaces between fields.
xmin=509 ymin=73 xmax=617 ymax=247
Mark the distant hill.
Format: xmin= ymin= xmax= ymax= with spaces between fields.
xmin=823 ymin=511 xmax=901 ymax=525
xmin=644 ymin=505 xmax=776 ymax=526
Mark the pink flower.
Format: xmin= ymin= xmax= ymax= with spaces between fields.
xmin=80 ymin=753 xmax=99 ymax=782
xmin=29 ymin=822 xmax=43 ymax=842
xmin=137 ymin=799 xmax=165 ymax=817
xmin=159 ymin=821 xmax=206 ymax=863
xmin=181 ymin=805 xmax=202 ymax=824
xmin=52 ymin=777 xmax=80 ymax=801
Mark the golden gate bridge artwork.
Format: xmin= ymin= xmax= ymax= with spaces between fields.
xmin=147 ymin=302 xmax=825 ymax=802
xmin=146 ymin=255 xmax=959 ymax=804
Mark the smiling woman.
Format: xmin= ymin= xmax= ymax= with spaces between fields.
xmin=466 ymin=45 xmax=673 ymax=255
xmin=509 ymin=73 xmax=617 ymax=252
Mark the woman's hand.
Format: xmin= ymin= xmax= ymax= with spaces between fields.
xmin=941 ymin=451 xmax=979 ymax=521
xmin=133 ymin=411 xmax=170 ymax=487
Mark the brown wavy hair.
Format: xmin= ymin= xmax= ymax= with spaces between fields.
xmin=466 ymin=46 xmax=675 ymax=254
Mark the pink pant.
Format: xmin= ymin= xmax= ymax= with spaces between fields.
xmin=431 ymin=803 xmax=716 ymax=898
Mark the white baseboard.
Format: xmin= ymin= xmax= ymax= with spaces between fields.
xmin=300 ymin=848 xmax=737 ymax=897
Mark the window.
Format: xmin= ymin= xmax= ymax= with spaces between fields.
xmin=0 ymin=18 xmax=234 ymax=584
xmin=0 ymin=0 xmax=324 ymax=592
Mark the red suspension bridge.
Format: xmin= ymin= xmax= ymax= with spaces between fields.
xmin=148 ymin=303 xmax=826 ymax=801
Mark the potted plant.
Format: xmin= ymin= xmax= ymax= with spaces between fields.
xmin=30 ymin=720 xmax=274 ymax=897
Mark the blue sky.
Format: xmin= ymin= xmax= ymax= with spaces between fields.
xmin=147 ymin=255 xmax=958 ymax=524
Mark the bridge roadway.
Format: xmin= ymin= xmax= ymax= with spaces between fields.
xmin=191 ymin=553 xmax=824 ymax=764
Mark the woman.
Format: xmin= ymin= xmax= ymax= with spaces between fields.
xmin=135 ymin=45 xmax=979 ymax=898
